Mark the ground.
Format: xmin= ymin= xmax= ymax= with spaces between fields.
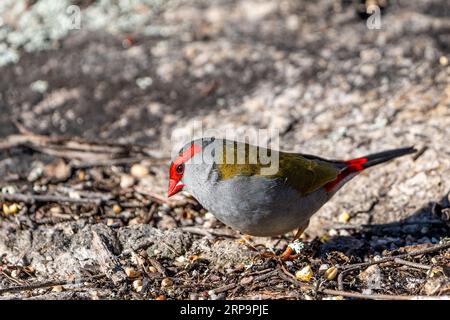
xmin=0 ymin=0 xmax=449 ymax=300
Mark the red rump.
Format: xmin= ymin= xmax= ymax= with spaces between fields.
xmin=324 ymin=157 xmax=368 ymax=192
xmin=344 ymin=157 xmax=368 ymax=172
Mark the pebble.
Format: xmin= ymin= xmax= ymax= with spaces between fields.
xmin=120 ymin=174 xmax=135 ymax=188
xmin=52 ymin=285 xmax=64 ymax=293
xmin=132 ymin=279 xmax=143 ymax=292
xmin=112 ymin=204 xmax=122 ymax=214
xmin=130 ymin=164 xmax=149 ymax=178
xmin=161 ymin=278 xmax=173 ymax=288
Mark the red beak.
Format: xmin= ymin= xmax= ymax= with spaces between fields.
xmin=168 ymin=178 xmax=184 ymax=197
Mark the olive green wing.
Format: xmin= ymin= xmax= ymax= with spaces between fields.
xmin=277 ymin=152 xmax=342 ymax=195
xmin=215 ymin=141 xmax=342 ymax=196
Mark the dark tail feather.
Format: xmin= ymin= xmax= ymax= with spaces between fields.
xmin=324 ymin=147 xmax=417 ymax=192
xmin=348 ymin=146 xmax=417 ymax=170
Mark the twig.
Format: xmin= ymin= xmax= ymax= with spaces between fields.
xmin=393 ymin=258 xmax=431 ymax=270
xmin=319 ymin=288 xmax=447 ymax=300
xmin=337 ymin=241 xmax=450 ymax=290
xmin=0 ymin=192 xmax=102 ymax=206
xmin=0 ymin=274 xmax=106 ymax=295
xmin=209 ymin=283 xmax=239 ymax=295
xmin=71 ymin=157 xmax=168 ymax=169
xmin=134 ymin=187 xmax=167 ymax=205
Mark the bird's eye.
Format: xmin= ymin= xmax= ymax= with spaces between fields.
xmin=176 ymin=164 xmax=184 ymax=174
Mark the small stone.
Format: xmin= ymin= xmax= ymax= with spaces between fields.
xmin=50 ymin=206 xmax=63 ymax=215
xmin=52 ymin=285 xmax=64 ymax=292
xmin=30 ymin=80 xmax=48 ymax=93
xmin=132 ymin=279 xmax=143 ymax=291
xmin=339 ymin=211 xmax=351 ymax=223
xmin=295 ymin=265 xmax=313 ymax=282
xmin=106 ymin=218 xmax=115 ymax=226
xmin=155 ymin=295 xmax=166 ymax=300
xmin=175 ymin=256 xmax=187 ymax=264
xmin=319 ymin=264 xmax=329 ymax=272
xmin=112 ymin=204 xmax=122 ymax=214
xmin=329 ymin=229 xmax=338 ymax=236
xmin=325 ymin=266 xmax=338 ymax=280
xmin=130 ymin=164 xmax=149 ymax=178
xmin=439 ymin=56 xmax=448 ymax=66
xmin=11 ymin=269 xmax=20 ymax=278
xmin=161 ymin=278 xmax=173 ymax=288
xmin=120 ymin=174 xmax=135 ymax=188
xmin=136 ymin=76 xmax=153 ymax=89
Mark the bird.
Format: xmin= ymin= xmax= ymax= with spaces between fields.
xmin=167 ymin=137 xmax=416 ymax=260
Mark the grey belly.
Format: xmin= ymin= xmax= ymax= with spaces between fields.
xmin=193 ymin=176 xmax=330 ymax=236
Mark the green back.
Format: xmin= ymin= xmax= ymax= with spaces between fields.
xmin=216 ymin=142 xmax=340 ymax=195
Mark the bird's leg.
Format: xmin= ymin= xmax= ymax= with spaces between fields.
xmin=279 ymin=220 xmax=309 ymax=261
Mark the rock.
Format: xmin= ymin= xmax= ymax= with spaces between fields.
xmin=117 ymin=225 xmax=193 ymax=259
xmin=130 ymin=164 xmax=149 ymax=178
xmin=187 ymin=238 xmax=257 ymax=270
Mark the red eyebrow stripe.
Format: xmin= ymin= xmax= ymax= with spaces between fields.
xmin=173 ymin=144 xmax=202 ymax=165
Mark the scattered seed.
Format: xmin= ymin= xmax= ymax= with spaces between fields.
xmin=439 ymin=56 xmax=448 ymax=66
xmin=295 ymin=265 xmax=313 ymax=282
xmin=112 ymin=204 xmax=122 ymax=214
xmin=125 ymin=267 xmax=139 ymax=279
xmin=52 ymin=285 xmax=64 ymax=292
xmin=189 ymin=255 xmax=199 ymax=262
xmin=155 ymin=295 xmax=166 ymax=300
xmin=325 ymin=266 xmax=338 ymax=280
xmin=339 ymin=211 xmax=351 ymax=223
xmin=148 ymin=266 xmax=158 ymax=273
xmin=2 ymin=204 xmax=10 ymax=215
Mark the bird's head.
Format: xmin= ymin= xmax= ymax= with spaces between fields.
xmin=167 ymin=141 xmax=203 ymax=197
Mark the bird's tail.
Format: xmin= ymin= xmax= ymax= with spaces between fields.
xmin=324 ymin=146 xmax=417 ymax=192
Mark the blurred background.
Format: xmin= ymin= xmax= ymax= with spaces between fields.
xmin=0 ymin=0 xmax=449 ymax=299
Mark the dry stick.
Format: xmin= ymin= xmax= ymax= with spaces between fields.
xmin=393 ymin=258 xmax=432 ymax=270
xmin=275 ymin=267 xmax=441 ymax=300
xmin=0 ymin=193 xmax=102 ymax=206
xmin=0 ymin=274 xmax=106 ymax=295
xmin=319 ymin=289 xmax=445 ymax=300
xmin=337 ymin=242 xmax=450 ymax=290
xmin=210 ymin=270 xmax=279 ymax=295
xmin=0 ymin=192 xmax=146 ymax=208
xmin=71 ymin=157 xmax=168 ymax=169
